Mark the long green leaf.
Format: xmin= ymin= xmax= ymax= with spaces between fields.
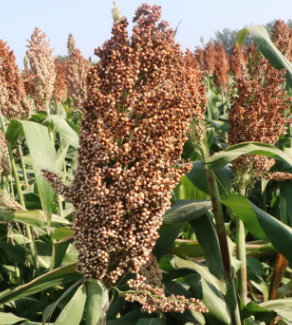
xmin=250 ymin=202 xmax=292 ymax=265
xmin=46 ymin=115 xmax=79 ymax=149
xmin=85 ymin=279 xmax=108 ymax=325
xmin=237 ymin=25 xmax=292 ymax=88
xmin=54 ymin=283 xmax=86 ymax=325
xmin=42 ymin=280 xmax=83 ymax=324
xmin=6 ymin=120 xmax=57 ymax=228
xmin=0 ymin=312 xmax=26 ymax=324
xmin=163 ymin=200 xmax=211 ymax=224
xmin=221 ymin=193 xmax=267 ymax=240
xmin=186 ymin=161 xmax=232 ymax=198
xmin=170 ymin=256 xmax=231 ymax=325
xmin=0 ymin=210 xmax=71 ymax=228
xmin=0 ymin=263 xmax=82 ymax=304
xmin=207 ymin=142 xmax=292 ymax=170
xmin=190 ymin=214 xmax=225 ymax=279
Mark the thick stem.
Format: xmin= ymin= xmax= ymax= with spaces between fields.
xmin=236 ymin=217 xmax=247 ymax=304
xmin=206 ymin=168 xmax=241 ymax=325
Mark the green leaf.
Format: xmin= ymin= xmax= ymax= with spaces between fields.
xmin=42 ymin=280 xmax=83 ymax=324
xmin=221 ymin=193 xmax=267 ymax=240
xmin=6 ymin=120 xmax=58 ymax=228
xmin=190 ymin=214 xmax=225 ymax=279
xmin=153 ymin=223 xmax=184 ymax=260
xmin=46 ymin=115 xmax=79 ymax=149
xmin=49 ymin=235 xmax=73 ymax=270
xmin=237 ymin=25 xmax=292 ymax=88
xmin=163 ymin=200 xmax=211 ymax=224
xmin=246 ymin=301 xmax=277 ymax=322
xmin=169 ymin=240 xmax=203 ymax=259
xmin=186 ymin=161 xmax=232 ymax=198
xmin=136 ymin=319 xmax=166 ymax=325
xmin=85 ymin=279 xmax=108 ymax=325
xmin=54 ymin=283 xmax=86 ymax=325
xmin=206 ymin=142 xmax=292 ymax=170
xmin=0 ymin=312 xmax=26 ymax=324
xmin=0 ymin=263 xmax=82 ymax=305
xmin=170 ymin=256 xmax=231 ymax=325
xmin=250 ymin=202 xmax=292 ymax=265
xmin=0 ymin=210 xmax=71 ymax=228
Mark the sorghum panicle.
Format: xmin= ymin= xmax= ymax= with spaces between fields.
xmin=213 ymin=42 xmax=230 ymax=91
xmin=43 ymin=3 xmax=205 ymax=287
xmin=53 ymin=58 xmax=68 ymax=104
xmin=229 ymin=51 xmax=291 ymax=178
xmin=230 ymin=44 xmax=248 ymax=78
xmin=67 ymin=33 xmax=76 ymax=56
xmin=0 ymin=132 xmax=11 ymax=182
xmin=272 ymin=20 xmax=292 ymax=61
xmin=66 ymin=35 xmax=89 ymax=109
xmin=26 ymin=28 xmax=56 ymax=111
xmin=0 ymin=40 xmax=31 ymax=120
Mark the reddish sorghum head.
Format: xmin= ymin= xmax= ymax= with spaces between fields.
xmin=0 ymin=40 xmax=31 ymax=120
xmin=43 ymin=3 xmax=205 ymax=286
xmin=229 ymin=49 xmax=291 ymax=179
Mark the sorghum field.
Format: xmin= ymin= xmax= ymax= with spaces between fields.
xmin=1 ymin=3 xmax=292 ymax=325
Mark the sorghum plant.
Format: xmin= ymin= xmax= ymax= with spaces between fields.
xmin=0 ymin=132 xmax=11 ymax=183
xmin=213 ymin=42 xmax=230 ymax=92
xmin=229 ymin=52 xmax=291 ymax=187
xmin=52 ymin=57 xmax=67 ymax=104
xmin=26 ymin=28 xmax=56 ymax=111
xmin=272 ymin=19 xmax=292 ymax=61
xmin=0 ymin=40 xmax=31 ymax=120
xmin=43 ymin=2 xmax=206 ymax=313
xmin=66 ymin=34 xmax=89 ymax=109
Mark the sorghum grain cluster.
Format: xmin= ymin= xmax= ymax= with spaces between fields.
xmin=66 ymin=34 xmax=89 ymax=109
xmin=26 ymin=28 xmax=56 ymax=111
xmin=229 ymin=50 xmax=291 ymax=178
xmin=43 ymin=3 xmax=205 ymax=286
xmin=0 ymin=40 xmax=31 ymax=119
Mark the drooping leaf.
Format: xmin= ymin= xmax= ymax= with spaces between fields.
xmin=246 ymin=301 xmax=277 ymax=322
xmin=0 ymin=210 xmax=71 ymax=228
xmin=186 ymin=161 xmax=232 ymax=198
xmin=42 ymin=280 xmax=83 ymax=324
xmin=237 ymin=25 xmax=292 ymax=88
xmin=170 ymin=256 xmax=231 ymax=325
xmin=46 ymin=115 xmax=79 ymax=149
xmin=250 ymin=202 xmax=292 ymax=265
xmin=85 ymin=279 xmax=109 ymax=325
xmin=163 ymin=200 xmax=211 ymax=224
xmin=221 ymin=193 xmax=267 ymax=240
xmin=54 ymin=283 xmax=86 ymax=325
xmin=206 ymin=142 xmax=292 ymax=170
xmin=0 ymin=263 xmax=82 ymax=304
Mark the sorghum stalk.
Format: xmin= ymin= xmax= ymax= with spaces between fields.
xmin=206 ymin=168 xmax=241 ymax=325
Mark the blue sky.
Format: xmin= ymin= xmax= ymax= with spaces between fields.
xmin=1 ymin=0 xmax=292 ymax=67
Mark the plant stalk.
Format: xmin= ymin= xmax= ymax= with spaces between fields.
xmin=206 ymin=168 xmax=241 ymax=325
xmin=236 ymin=216 xmax=247 ymax=304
